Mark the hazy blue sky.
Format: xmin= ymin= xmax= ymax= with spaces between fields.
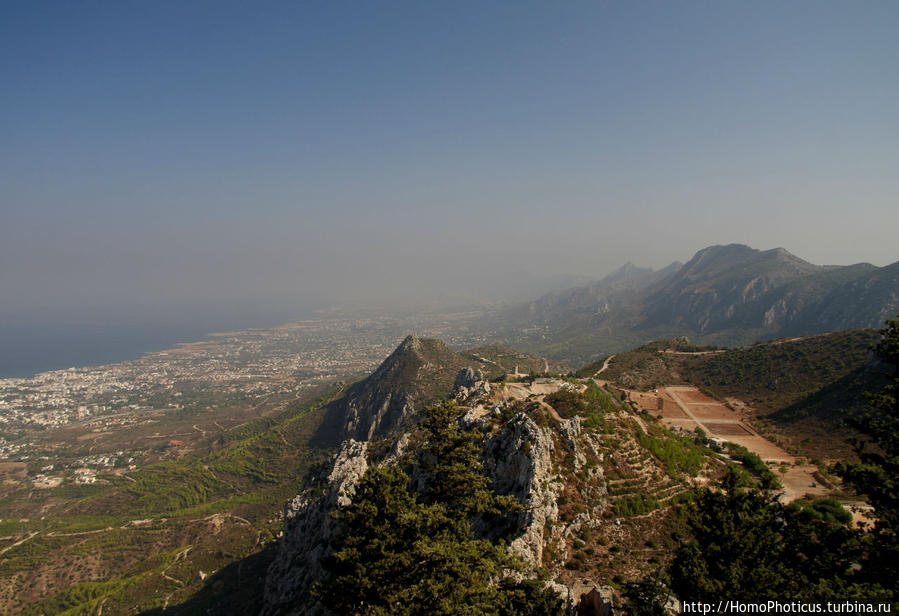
xmin=3 ymin=1 xmax=899 ymax=325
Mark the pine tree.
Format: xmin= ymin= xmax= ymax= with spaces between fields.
xmin=313 ymin=402 xmax=563 ymax=615
xmin=837 ymin=317 xmax=899 ymax=596
xmin=315 ymin=465 xmax=512 ymax=615
xmin=419 ymin=401 xmax=522 ymax=519
xmin=669 ymin=467 xmax=865 ymax=602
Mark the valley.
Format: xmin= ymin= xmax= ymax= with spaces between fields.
xmin=0 ymin=310 xmax=491 ymax=500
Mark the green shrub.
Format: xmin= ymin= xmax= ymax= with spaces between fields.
xmin=638 ymin=434 xmax=705 ymax=479
xmin=725 ymin=443 xmax=782 ymax=490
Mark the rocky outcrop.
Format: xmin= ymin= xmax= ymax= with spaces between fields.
xmin=342 ymin=392 xmax=414 ymax=442
xmin=454 ymin=366 xmax=480 ymax=391
xmin=261 ymin=440 xmax=368 ymax=616
xmin=480 ymin=411 xmax=611 ymax=614
xmin=482 ymin=414 xmax=561 ymax=567
xmin=454 ymin=367 xmax=491 ymax=402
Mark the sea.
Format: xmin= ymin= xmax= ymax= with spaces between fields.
xmin=0 ymin=308 xmax=303 ymax=379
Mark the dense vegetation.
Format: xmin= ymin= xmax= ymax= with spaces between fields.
xmin=546 ymin=382 xmax=616 ymax=416
xmin=670 ymin=468 xmax=867 ymax=601
xmin=612 ymin=493 xmax=660 ymax=517
xmin=597 ymin=330 xmax=876 ymax=402
xmin=313 ymin=402 xmax=563 ymax=615
xmin=638 ymin=433 xmax=705 ymax=480
xmin=545 ymin=382 xmax=617 ymax=432
xmin=681 ymin=329 xmax=879 ymax=412
xmin=836 ymin=317 xmax=899 ymax=593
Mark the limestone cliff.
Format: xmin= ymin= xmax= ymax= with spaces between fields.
xmin=260 ymin=440 xmax=368 ymax=616
xmin=482 ymin=413 xmax=561 ymax=567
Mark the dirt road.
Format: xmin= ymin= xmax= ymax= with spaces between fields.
xmin=593 ymin=354 xmax=616 ymax=377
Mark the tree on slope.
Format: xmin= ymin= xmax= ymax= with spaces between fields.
xmin=419 ymin=401 xmax=522 ymax=519
xmin=837 ymin=317 xmax=899 ymax=595
xmin=314 ymin=402 xmax=563 ymax=615
xmin=669 ymin=468 xmax=865 ymax=601
xmin=314 ymin=465 xmax=513 ymax=615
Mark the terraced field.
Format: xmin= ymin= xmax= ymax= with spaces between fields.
xmin=610 ymin=384 xmax=843 ymax=504
xmin=602 ymin=432 xmax=694 ymax=514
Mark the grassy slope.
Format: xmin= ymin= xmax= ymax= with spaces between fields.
xmin=1 ymin=387 xmax=345 ymax=616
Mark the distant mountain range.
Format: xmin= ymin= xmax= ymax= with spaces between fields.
xmin=493 ymin=244 xmax=899 ymax=363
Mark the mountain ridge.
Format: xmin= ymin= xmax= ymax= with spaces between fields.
xmin=325 ymin=335 xmax=471 ymax=442
xmin=493 ymin=243 xmax=899 ymax=363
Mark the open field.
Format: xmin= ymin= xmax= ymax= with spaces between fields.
xmin=0 ymin=463 xmax=26 ymax=481
xmin=624 ymin=385 xmax=793 ymax=464
xmin=723 ymin=436 xmax=794 ymax=462
xmin=628 ymin=391 xmax=685 ymax=417
xmin=663 ymin=419 xmax=698 ymax=432
xmin=703 ymin=422 xmax=752 ymax=436
xmin=675 ymin=389 xmax=719 ymax=404
xmin=665 ymin=387 xmax=795 ymax=462
xmin=780 ymin=464 xmax=832 ymax=502
xmin=686 ymin=405 xmax=742 ymax=420
xmin=612 ymin=384 xmax=839 ymax=502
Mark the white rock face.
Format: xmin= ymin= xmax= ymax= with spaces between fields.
xmin=261 ymin=439 xmax=368 ymax=616
xmin=481 ymin=411 xmax=608 ymax=586
xmin=344 ymin=393 xmax=415 ymax=441
xmin=327 ymin=440 xmax=369 ymax=508
xmin=454 ymin=366 xmax=479 ymax=391
xmin=560 ymin=417 xmax=585 ymax=471
xmin=454 ymin=367 xmax=491 ymax=402
xmin=482 ymin=414 xmax=560 ymax=567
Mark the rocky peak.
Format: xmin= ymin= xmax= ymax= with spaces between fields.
xmin=640 ymin=244 xmax=827 ymax=335
xmin=600 ymin=262 xmax=655 ymax=287
xmin=397 ymin=333 xmax=421 ymax=353
xmin=334 ymin=335 xmax=472 ymax=441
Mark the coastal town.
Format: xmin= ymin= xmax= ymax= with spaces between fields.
xmin=0 ymin=311 xmax=489 ymax=488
